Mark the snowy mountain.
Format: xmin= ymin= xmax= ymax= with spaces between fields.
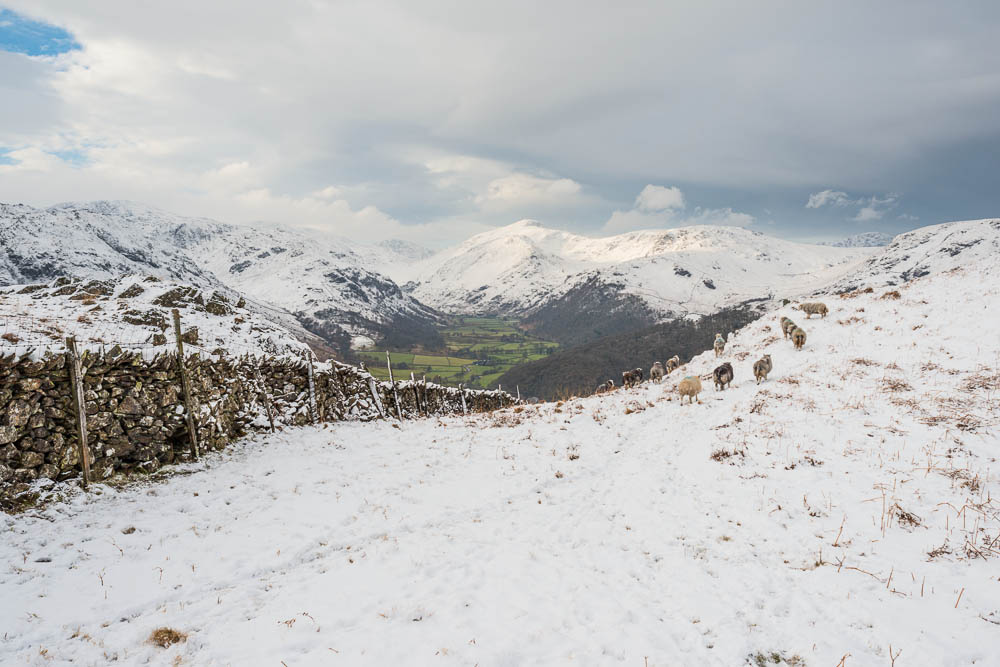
xmin=0 ymin=201 xmax=441 ymax=355
xmin=826 ymin=218 xmax=1000 ymax=293
xmin=818 ymin=231 xmax=894 ymax=247
xmin=404 ymin=220 xmax=875 ymax=331
xmin=0 ymin=274 xmax=312 ymax=358
xmin=2 ymin=214 xmax=998 ymax=665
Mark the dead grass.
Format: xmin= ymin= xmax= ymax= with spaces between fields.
xmin=881 ymin=376 xmax=913 ymax=392
xmin=149 ymin=627 xmax=187 ymax=648
xmin=0 ymin=332 xmax=19 ymax=344
xmin=851 ymin=357 xmax=878 ymax=366
xmin=838 ymin=286 xmax=874 ymax=299
xmin=881 ymin=290 xmax=902 ymax=300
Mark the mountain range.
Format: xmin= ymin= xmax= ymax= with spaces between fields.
xmin=3 ymin=200 xmax=992 ymax=363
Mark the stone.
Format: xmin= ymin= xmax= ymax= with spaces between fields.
xmin=152 ymin=333 xmax=167 ymax=346
xmin=58 ymin=445 xmax=80 ymax=470
xmin=31 ymin=438 xmax=53 ymax=453
xmin=19 ymin=450 xmax=44 ymax=468
xmin=0 ymin=425 xmax=17 ymax=445
xmin=0 ymin=444 xmax=18 ymax=462
xmin=7 ymin=399 xmax=31 ymax=427
xmin=37 ymin=464 xmax=59 ymax=480
xmin=115 ymin=396 xmax=144 ymax=415
xmin=19 ymin=378 xmax=42 ymax=392
xmin=0 ymin=463 xmax=12 ymax=483
xmin=87 ymin=412 xmax=114 ymax=430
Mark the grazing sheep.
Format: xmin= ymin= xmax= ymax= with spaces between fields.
xmin=713 ymin=362 xmax=734 ymax=390
xmin=792 ymin=327 xmax=806 ymax=350
xmin=649 ymin=361 xmax=665 ymax=383
xmin=753 ymin=354 xmax=773 ymax=384
xmin=800 ymin=302 xmax=828 ymax=318
xmin=678 ymin=375 xmax=703 ymax=404
xmin=622 ymin=367 xmax=644 ymax=388
xmin=595 ymin=379 xmax=615 ymax=394
xmin=713 ymin=333 xmax=725 ymax=357
xmin=665 ymin=355 xmax=681 ymax=373
xmin=782 ymin=318 xmax=797 ymax=339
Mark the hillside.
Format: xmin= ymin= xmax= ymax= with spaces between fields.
xmin=819 ymin=231 xmax=894 ymax=247
xmin=1 ymin=218 xmax=997 ymax=665
xmin=0 ymin=201 xmax=442 ymax=355
xmin=0 ymin=274 xmax=313 ymax=358
xmin=405 ymin=221 xmax=874 ymax=326
xmin=498 ymin=304 xmax=763 ymax=399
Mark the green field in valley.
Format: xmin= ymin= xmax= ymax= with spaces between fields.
xmin=357 ymin=317 xmax=558 ymax=390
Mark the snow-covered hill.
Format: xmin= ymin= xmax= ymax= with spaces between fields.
xmin=818 ymin=231 xmax=894 ymax=247
xmin=1 ymin=217 xmax=997 ymax=665
xmin=828 ymin=218 xmax=1000 ymax=293
xmin=0 ymin=274 xmax=311 ymax=358
xmin=0 ymin=201 xmax=440 ymax=354
xmin=405 ymin=220 xmax=875 ymax=318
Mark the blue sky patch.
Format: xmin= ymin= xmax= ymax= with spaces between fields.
xmin=0 ymin=8 xmax=80 ymax=56
xmin=0 ymin=148 xmax=15 ymax=165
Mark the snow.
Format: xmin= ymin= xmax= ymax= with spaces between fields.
xmin=0 ymin=274 xmax=309 ymax=359
xmin=2 ymin=228 xmax=999 ymax=665
xmin=407 ymin=221 xmax=876 ymax=317
xmin=0 ymin=201 xmax=438 ymax=347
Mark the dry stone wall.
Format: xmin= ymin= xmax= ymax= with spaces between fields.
xmin=0 ymin=347 xmax=513 ymax=496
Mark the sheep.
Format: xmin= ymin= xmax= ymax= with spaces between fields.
xmin=792 ymin=326 xmax=806 ymax=350
xmin=753 ymin=354 xmax=773 ymax=384
xmin=713 ymin=362 xmax=734 ymax=390
xmin=665 ymin=355 xmax=681 ymax=373
xmin=622 ymin=367 xmax=644 ymax=388
xmin=782 ymin=318 xmax=797 ymax=339
xmin=595 ymin=379 xmax=615 ymax=394
xmin=713 ymin=333 xmax=725 ymax=357
xmin=649 ymin=361 xmax=665 ymax=383
xmin=678 ymin=375 xmax=702 ymax=404
xmin=799 ymin=302 xmax=828 ymax=318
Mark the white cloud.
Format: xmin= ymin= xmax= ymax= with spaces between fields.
xmin=806 ymin=189 xmax=853 ymax=208
xmin=635 ymin=184 xmax=685 ymax=212
xmin=476 ymin=173 xmax=582 ymax=206
xmin=602 ymin=185 xmax=754 ymax=234
xmin=851 ymin=193 xmax=899 ymax=221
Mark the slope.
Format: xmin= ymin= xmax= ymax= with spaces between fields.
xmin=407 ymin=221 xmax=875 ymax=325
xmin=1 ymin=220 xmax=997 ymax=665
xmin=0 ymin=201 xmax=442 ymax=355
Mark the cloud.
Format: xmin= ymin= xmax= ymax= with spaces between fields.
xmin=1 ymin=2 xmax=997 ymax=242
xmin=806 ymin=190 xmax=853 ymax=208
xmin=635 ymin=184 xmax=685 ymax=212
xmin=602 ymin=185 xmax=754 ymax=234
xmin=476 ymin=173 xmax=582 ymax=206
xmin=806 ymin=188 xmax=904 ymax=222
xmin=851 ymin=193 xmax=899 ymax=221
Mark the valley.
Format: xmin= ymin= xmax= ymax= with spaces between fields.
xmin=357 ymin=316 xmax=559 ymax=390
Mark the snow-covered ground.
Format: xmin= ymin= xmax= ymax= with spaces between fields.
xmin=0 ymin=274 xmax=310 ymax=359
xmin=2 ymin=251 xmax=999 ymax=665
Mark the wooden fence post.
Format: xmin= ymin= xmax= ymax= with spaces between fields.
xmin=303 ymin=349 xmax=317 ymax=424
xmin=253 ymin=365 xmax=276 ymax=433
xmin=459 ymin=383 xmax=467 ymax=415
xmin=64 ymin=337 xmax=91 ymax=488
xmin=421 ymin=375 xmax=429 ymax=414
xmin=366 ymin=372 xmax=386 ymax=419
xmin=410 ymin=372 xmax=423 ymax=416
xmin=385 ymin=352 xmax=403 ymax=420
xmin=172 ymin=309 xmax=200 ymax=460
xmin=498 ymin=384 xmax=504 ymax=408
xmin=330 ymin=362 xmax=348 ymax=420
xmin=516 ymin=385 xmax=521 ymax=403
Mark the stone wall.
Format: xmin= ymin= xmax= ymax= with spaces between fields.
xmin=0 ymin=347 xmax=513 ymax=493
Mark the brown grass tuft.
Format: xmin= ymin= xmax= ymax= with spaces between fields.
xmin=149 ymin=627 xmax=187 ymax=648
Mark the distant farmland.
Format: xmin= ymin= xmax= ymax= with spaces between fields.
xmin=358 ymin=317 xmax=558 ymax=390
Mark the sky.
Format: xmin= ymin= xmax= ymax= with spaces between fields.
xmin=1 ymin=1 xmax=998 ymax=247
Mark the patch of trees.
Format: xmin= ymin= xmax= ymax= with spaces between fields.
xmin=497 ymin=304 xmax=763 ymax=400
